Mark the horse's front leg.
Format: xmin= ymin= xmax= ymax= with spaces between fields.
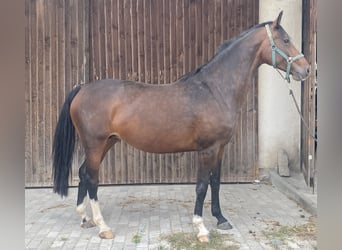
xmin=193 ymin=174 xmax=210 ymax=242
xmin=193 ymin=144 xmax=222 ymax=242
xmin=209 ymin=146 xmax=232 ymax=230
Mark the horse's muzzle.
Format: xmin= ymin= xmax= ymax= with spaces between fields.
xmin=292 ymin=64 xmax=311 ymax=81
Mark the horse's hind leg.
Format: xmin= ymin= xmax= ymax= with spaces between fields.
xmin=76 ymin=161 xmax=95 ymax=228
xmin=77 ymin=138 xmax=117 ymax=239
xmin=209 ymin=145 xmax=232 ymax=230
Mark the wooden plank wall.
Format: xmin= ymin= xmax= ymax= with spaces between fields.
xmin=25 ymin=0 xmax=259 ymax=187
xmin=25 ymin=0 xmax=89 ymax=186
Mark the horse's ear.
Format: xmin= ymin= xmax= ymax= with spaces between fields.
xmin=272 ymin=10 xmax=283 ymax=28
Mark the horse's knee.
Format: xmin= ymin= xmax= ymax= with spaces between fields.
xmin=196 ymin=181 xmax=208 ymax=197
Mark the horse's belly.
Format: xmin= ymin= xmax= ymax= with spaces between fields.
xmin=116 ymin=126 xmax=198 ymax=153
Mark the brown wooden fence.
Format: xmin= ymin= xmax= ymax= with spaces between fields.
xmin=25 ymin=0 xmax=259 ymax=187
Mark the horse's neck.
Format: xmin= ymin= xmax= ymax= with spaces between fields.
xmin=203 ymin=28 xmax=263 ymax=109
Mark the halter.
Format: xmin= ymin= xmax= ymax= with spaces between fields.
xmin=265 ymin=24 xmax=304 ymax=83
xmin=265 ymin=24 xmax=317 ymax=143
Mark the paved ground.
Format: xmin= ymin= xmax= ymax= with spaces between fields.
xmin=25 ymin=182 xmax=316 ymax=249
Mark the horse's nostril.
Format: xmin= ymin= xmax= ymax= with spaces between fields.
xmin=306 ymin=66 xmax=311 ymax=74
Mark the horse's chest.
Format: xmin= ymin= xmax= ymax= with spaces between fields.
xmin=194 ymin=111 xmax=236 ymax=148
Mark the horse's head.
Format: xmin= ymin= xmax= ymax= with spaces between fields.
xmin=260 ymin=11 xmax=310 ymax=82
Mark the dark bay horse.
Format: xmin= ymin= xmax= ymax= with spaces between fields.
xmin=52 ymin=12 xmax=310 ymax=242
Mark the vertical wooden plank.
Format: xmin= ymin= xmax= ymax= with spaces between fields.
xmin=124 ymin=0 xmax=132 ymax=80
xmin=227 ymin=0 xmax=235 ymax=38
xmin=131 ymin=0 xmax=139 ymax=82
xmin=195 ymin=0 xmax=202 ymax=65
xmin=150 ymin=0 xmax=158 ymax=84
xmin=64 ymin=0 xmax=71 ymax=93
xmin=207 ymin=0 xmax=215 ymax=58
xmin=103 ymin=0 xmax=114 ymax=78
xmin=100 ymin=0 xmax=107 ymax=79
xmin=30 ymin=0 xmax=38 ymax=184
xmin=44 ymin=0 xmax=53 ymax=184
xmin=182 ymin=0 xmax=189 ymax=74
xmin=56 ymin=0 xmax=65 ymax=113
xmin=91 ymin=0 xmax=99 ymax=80
xmin=201 ymin=0 xmax=208 ymax=64
xmin=38 ymin=0 xmax=44 ymax=183
xmin=25 ymin=0 xmax=32 ymax=185
xmin=169 ymin=0 xmax=176 ymax=82
xmin=189 ymin=0 xmax=196 ymax=71
xmin=157 ymin=0 xmax=164 ymax=85
xmin=221 ymin=0 xmax=228 ymax=41
xmin=137 ymin=0 xmax=145 ymax=82
xmin=80 ymin=0 xmax=89 ymax=84
xmin=36 ymin=0 xmax=45 ymax=184
xmin=144 ymin=0 xmax=151 ymax=83
xmin=112 ymin=0 xmax=120 ymax=79
xmin=214 ymin=0 xmax=222 ymax=48
xmin=176 ymin=0 xmax=183 ymax=78
xmin=50 ymin=0 xmax=59 ymax=183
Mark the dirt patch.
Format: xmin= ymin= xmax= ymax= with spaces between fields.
xmin=118 ymin=196 xmax=210 ymax=209
xmin=156 ymin=230 xmax=240 ymax=250
xmin=117 ymin=196 xmax=202 ymax=213
xmin=40 ymin=203 xmax=70 ymax=213
xmin=118 ymin=195 xmax=160 ymax=208
xmin=263 ymin=216 xmax=317 ymax=249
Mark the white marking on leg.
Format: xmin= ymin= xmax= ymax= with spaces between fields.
xmin=76 ymin=197 xmax=91 ymax=224
xmin=193 ymin=215 xmax=209 ymax=242
xmin=89 ymin=199 xmax=111 ymax=233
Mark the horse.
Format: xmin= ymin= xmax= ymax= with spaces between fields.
xmin=52 ymin=11 xmax=310 ymax=242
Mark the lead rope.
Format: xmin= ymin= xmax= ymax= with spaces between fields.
xmin=283 ymin=79 xmax=318 ymax=142
xmin=286 ymin=79 xmax=318 ymax=195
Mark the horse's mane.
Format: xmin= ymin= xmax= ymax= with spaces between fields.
xmin=178 ymin=21 xmax=272 ymax=82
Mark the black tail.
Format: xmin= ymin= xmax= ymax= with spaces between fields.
xmin=52 ymin=85 xmax=81 ymax=197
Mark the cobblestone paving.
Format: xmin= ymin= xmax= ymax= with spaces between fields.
xmin=25 ymin=183 xmax=316 ymax=249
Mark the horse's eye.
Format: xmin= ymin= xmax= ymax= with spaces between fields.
xmin=284 ymin=38 xmax=290 ymax=44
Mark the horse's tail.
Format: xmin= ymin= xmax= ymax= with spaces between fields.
xmin=52 ymin=85 xmax=81 ymax=197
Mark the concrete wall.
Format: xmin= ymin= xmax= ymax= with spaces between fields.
xmin=258 ymin=0 xmax=303 ymax=171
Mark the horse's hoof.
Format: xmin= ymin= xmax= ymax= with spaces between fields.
xmin=81 ymin=219 xmax=96 ymax=228
xmin=217 ymin=221 xmax=233 ymax=230
xmin=99 ymin=229 xmax=115 ymax=239
xmin=198 ymin=234 xmax=209 ymax=243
